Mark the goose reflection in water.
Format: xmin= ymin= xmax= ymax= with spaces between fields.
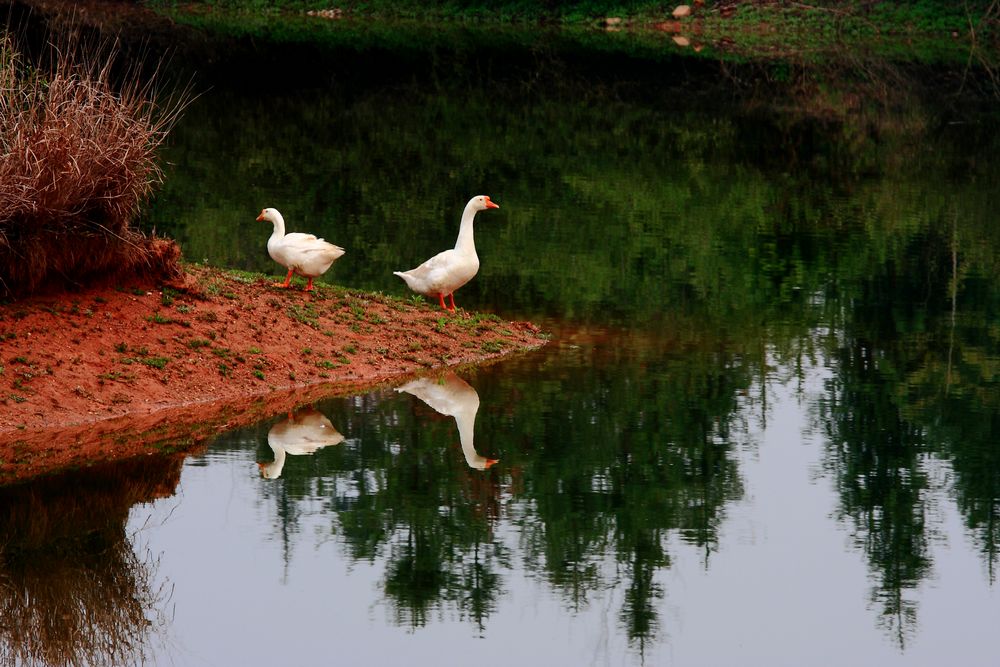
xmin=258 ymin=407 xmax=345 ymax=479
xmin=396 ymin=371 xmax=498 ymax=470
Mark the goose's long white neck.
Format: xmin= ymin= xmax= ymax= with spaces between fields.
xmin=262 ymin=444 xmax=287 ymax=478
xmin=454 ymin=396 xmax=480 ymax=465
xmin=453 ymin=203 xmax=479 ymax=255
xmin=268 ymin=211 xmax=287 ymax=242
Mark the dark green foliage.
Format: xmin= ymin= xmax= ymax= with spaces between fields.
xmin=151 ymin=0 xmax=1000 ymax=32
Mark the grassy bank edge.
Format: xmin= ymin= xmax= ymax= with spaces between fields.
xmin=145 ymin=0 xmax=1000 ymax=37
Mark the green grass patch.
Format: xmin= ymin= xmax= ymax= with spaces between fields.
xmin=147 ymin=311 xmax=189 ymax=326
xmin=480 ymin=340 xmax=504 ymax=353
xmin=98 ymin=370 xmax=136 ymax=383
xmin=287 ymin=302 xmax=321 ymax=328
xmin=138 ymin=356 xmax=170 ymax=369
xmin=221 ymin=268 xmax=268 ymax=284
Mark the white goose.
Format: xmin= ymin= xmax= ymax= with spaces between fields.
xmin=256 ymin=207 xmax=345 ymax=292
xmin=257 ymin=407 xmax=345 ymax=479
xmin=393 ymin=195 xmax=499 ymax=311
xmin=396 ymin=372 xmax=498 ymax=470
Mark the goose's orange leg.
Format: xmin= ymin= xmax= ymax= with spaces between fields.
xmin=448 ymin=293 xmax=457 ymax=312
xmin=274 ymin=269 xmax=294 ymax=289
xmin=304 ymin=277 xmax=315 ymax=292
xmin=438 ymin=293 xmax=448 ymax=310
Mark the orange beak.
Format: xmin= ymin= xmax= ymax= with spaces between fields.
xmin=484 ymin=458 xmax=499 ymax=469
xmin=484 ymin=197 xmax=500 ymax=210
xmin=255 ymin=211 xmax=265 ymax=222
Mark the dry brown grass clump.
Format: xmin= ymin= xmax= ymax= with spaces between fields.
xmin=0 ymin=30 xmax=183 ymax=297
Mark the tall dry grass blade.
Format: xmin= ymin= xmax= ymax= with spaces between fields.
xmin=0 ymin=25 xmax=186 ymax=297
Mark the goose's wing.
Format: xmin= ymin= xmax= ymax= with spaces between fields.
xmin=288 ymin=410 xmax=344 ymax=441
xmin=396 ymin=378 xmax=456 ymax=416
xmin=283 ymin=233 xmax=344 ymax=253
xmin=275 ymin=235 xmax=345 ymax=274
xmin=279 ymin=422 xmax=345 ymax=453
xmin=284 ymin=232 xmax=320 ymax=244
xmin=282 ymin=432 xmax=345 ymax=455
xmin=396 ymin=374 xmax=475 ymax=417
xmin=299 ymin=242 xmax=346 ymax=258
xmin=404 ymin=249 xmax=459 ymax=285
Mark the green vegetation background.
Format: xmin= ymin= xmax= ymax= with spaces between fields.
xmin=148 ymin=0 xmax=1000 ymax=37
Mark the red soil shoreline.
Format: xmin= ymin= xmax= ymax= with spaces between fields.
xmin=0 ymin=265 xmax=548 ymax=482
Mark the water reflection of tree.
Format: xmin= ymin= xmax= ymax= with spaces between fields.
xmin=819 ymin=215 xmax=1000 ymax=646
xmin=242 ymin=336 xmax=748 ymax=652
xmin=0 ymin=456 xmax=182 ymax=667
xmin=947 ymin=408 xmax=1000 ymax=582
xmin=888 ymin=239 xmax=1000 ymax=583
xmin=821 ymin=335 xmax=932 ymax=647
xmin=244 ymin=392 xmax=509 ymax=633
xmin=507 ymin=331 xmax=748 ymax=651
xmin=377 ymin=404 xmax=507 ymax=632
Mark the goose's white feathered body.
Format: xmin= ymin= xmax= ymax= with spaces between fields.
xmin=395 ymin=247 xmax=479 ymax=299
xmin=257 ymin=207 xmax=345 ymax=291
xmin=394 ymin=195 xmax=499 ymax=311
xmin=396 ymin=372 xmax=498 ymax=470
xmin=259 ymin=407 xmax=345 ymax=479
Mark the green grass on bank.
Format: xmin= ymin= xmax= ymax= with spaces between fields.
xmin=148 ymin=0 xmax=999 ymax=70
xmin=145 ymin=0 xmax=1000 ymax=36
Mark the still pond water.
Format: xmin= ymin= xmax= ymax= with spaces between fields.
xmin=7 ymin=16 xmax=1000 ymax=666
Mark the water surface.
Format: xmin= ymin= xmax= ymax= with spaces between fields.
xmin=5 ymin=16 xmax=1000 ymax=666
